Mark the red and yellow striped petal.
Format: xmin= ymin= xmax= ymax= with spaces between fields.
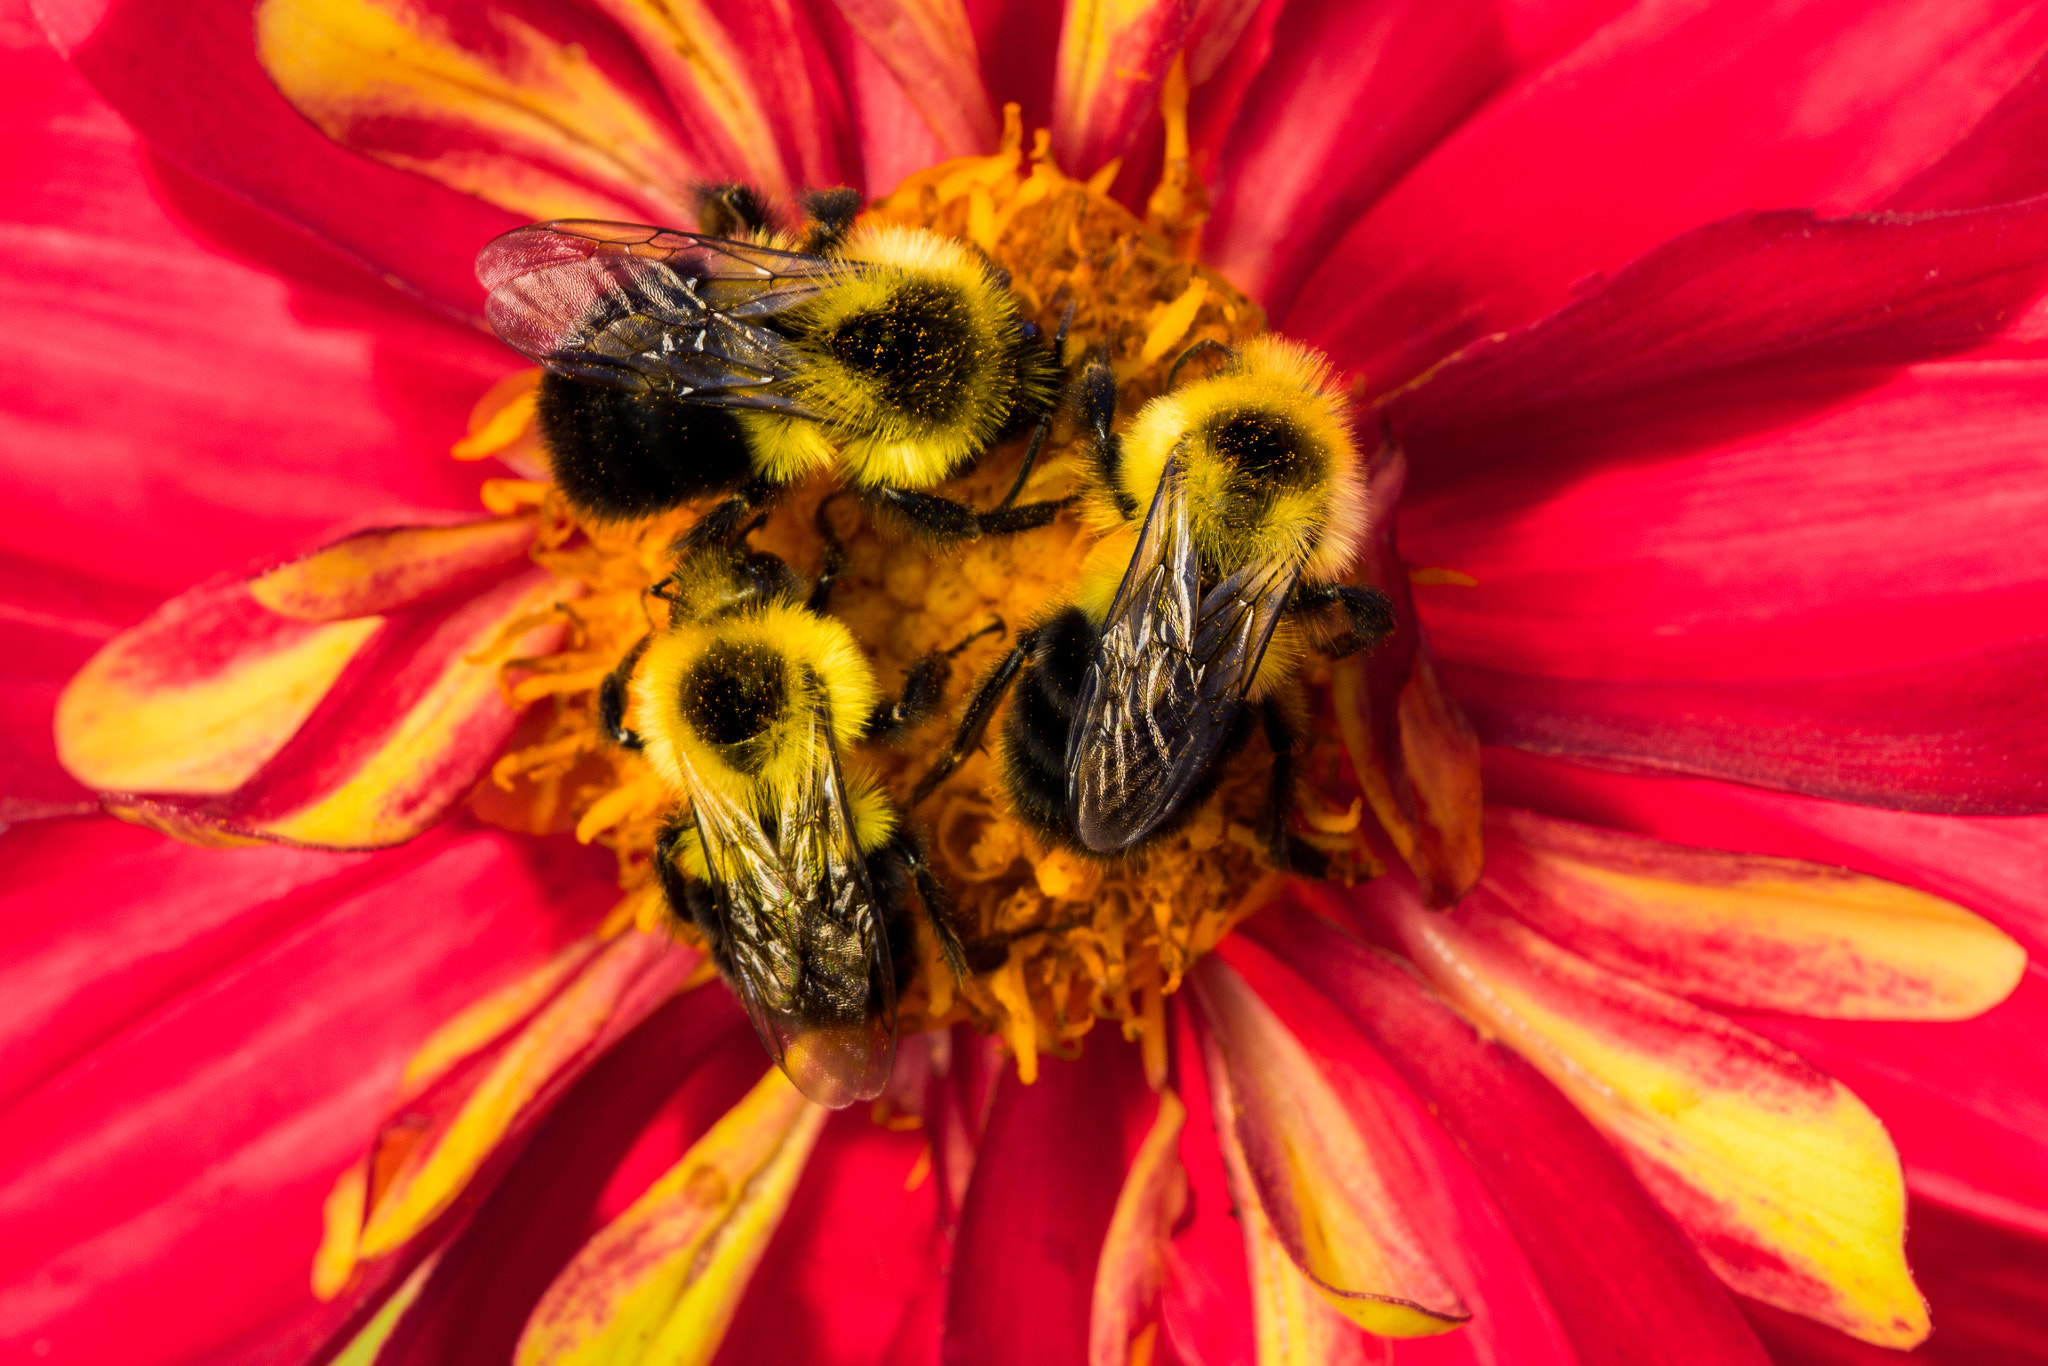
xmin=1374 ymin=884 xmax=1930 ymax=1348
xmin=254 ymin=0 xmax=706 ymax=222
xmin=832 ymin=0 xmax=999 ymax=157
xmin=1053 ymin=0 xmax=1195 ymax=176
xmin=1486 ymin=808 xmax=2025 ymax=1020
xmin=58 ymin=516 xmax=572 ymax=850
xmin=514 ymin=1067 xmax=826 ymax=1366
xmin=1191 ymin=958 xmax=1469 ymax=1339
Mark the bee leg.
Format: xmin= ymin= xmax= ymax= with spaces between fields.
xmin=865 ymin=617 xmax=1006 ymax=744
xmin=1079 ymin=351 xmax=1136 ymax=520
xmin=890 ymin=826 xmax=970 ymax=983
xmin=653 ymin=811 xmax=725 ymax=954
xmin=694 ymin=183 xmax=773 ymax=237
xmin=1291 ymin=582 xmax=1397 ymax=659
xmin=1257 ymin=697 xmax=1329 ymax=878
xmin=676 ymin=475 xmax=783 ymax=555
xmin=799 ymin=187 xmax=864 ymax=254
xmin=990 ymin=302 xmax=1076 ymax=514
xmin=911 ymin=630 xmax=1039 ymax=806
xmin=807 ymin=492 xmax=852 ymax=612
xmin=1166 ymin=338 xmax=1231 ymax=390
xmin=600 ymin=631 xmax=655 ymax=749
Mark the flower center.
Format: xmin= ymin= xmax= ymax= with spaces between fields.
xmin=470 ymin=110 xmax=1379 ymax=1084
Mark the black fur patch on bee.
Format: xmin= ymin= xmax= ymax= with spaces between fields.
xmin=536 ymin=372 xmax=756 ymax=520
xmin=826 ymin=280 xmax=979 ymax=423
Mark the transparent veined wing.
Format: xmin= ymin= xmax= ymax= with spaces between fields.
xmin=476 ymin=220 xmax=852 ymax=411
xmin=1066 ymin=450 xmax=1303 ymax=852
xmin=673 ymin=669 xmax=896 ymax=1108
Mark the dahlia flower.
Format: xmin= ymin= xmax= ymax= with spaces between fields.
xmin=6 ymin=1 xmax=2048 ymax=1364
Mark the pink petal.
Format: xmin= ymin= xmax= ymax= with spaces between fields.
xmin=715 ymin=1106 xmax=943 ymax=1366
xmin=1159 ymin=1000 xmax=1256 ymax=1366
xmin=1283 ymin=0 xmax=2048 ymax=392
xmin=1253 ymin=897 xmax=1774 ymax=1366
xmin=1204 ymin=0 xmax=1627 ymax=308
xmin=0 ymin=817 xmax=611 ymax=1366
xmin=0 ymin=36 xmax=515 ymax=590
xmin=942 ymin=1034 xmax=1150 ymax=1365
xmin=1051 ymin=0 xmax=1192 ymax=178
xmin=1388 ymin=201 xmax=2048 ymax=484
xmin=1887 ymin=51 xmax=2048 ymax=211
xmin=832 ymin=0 xmax=1001 ymax=159
xmin=36 ymin=0 xmax=522 ymax=317
xmin=1481 ymin=808 xmax=2024 ymax=1021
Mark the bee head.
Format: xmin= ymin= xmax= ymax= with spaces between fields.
xmin=633 ymin=603 xmax=882 ymax=811
xmin=785 ymin=226 xmax=1042 ymax=490
xmin=1114 ymin=337 xmax=1367 ymax=581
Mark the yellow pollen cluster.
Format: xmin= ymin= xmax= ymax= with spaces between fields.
xmin=466 ymin=107 xmax=1380 ymax=1086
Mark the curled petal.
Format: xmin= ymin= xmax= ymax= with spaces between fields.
xmin=249 ymin=515 xmax=540 ymax=622
xmin=1090 ymin=1090 xmax=1189 ymax=1366
xmin=1887 ymin=51 xmax=2048 ymax=210
xmin=514 ymin=1067 xmax=826 ymax=1366
xmin=833 ymin=0 xmax=999 ymax=157
xmin=1330 ymin=448 xmax=1482 ymax=904
xmin=255 ymin=0 xmax=704 ymax=221
xmin=1251 ymin=898 xmax=1771 ymax=1366
xmin=1053 ymin=0 xmax=1194 ymax=176
xmin=1486 ymin=808 xmax=2024 ymax=1021
xmin=1190 ymin=958 xmax=1469 ymax=1337
xmin=1369 ymin=883 xmax=1929 ymax=1348
xmin=60 ymin=530 xmax=573 ymax=850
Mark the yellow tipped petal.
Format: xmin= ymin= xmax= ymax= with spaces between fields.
xmin=515 ymin=1068 xmax=827 ymax=1366
xmin=1489 ymin=809 xmax=2025 ymax=1020
xmin=1192 ymin=959 xmax=1468 ymax=1338
xmin=249 ymin=516 xmax=539 ymax=622
xmin=1053 ymin=0 xmax=1193 ymax=176
xmin=833 ymin=0 xmax=1000 ymax=156
xmin=1386 ymin=894 xmax=1929 ymax=1347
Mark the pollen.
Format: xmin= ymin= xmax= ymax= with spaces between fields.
xmin=469 ymin=105 xmax=1382 ymax=1083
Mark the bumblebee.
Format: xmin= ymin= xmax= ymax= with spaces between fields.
xmin=915 ymin=337 xmax=1394 ymax=866
xmin=604 ymin=520 xmax=981 ymax=1108
xmin=477 ymin=186 xmax=1068 ymax=547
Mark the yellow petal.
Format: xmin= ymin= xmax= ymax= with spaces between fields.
xmin=1053 ymin=0 xmax=1193 ymax=175
xmin=515 ymin=1068 xmax=827 ymax=1366
xmin=1488 ymin=808 xmax=2025 ymax=1020
xmin=1385 ymin=893 xmax=1929 ymax=1347
xmin=256 ymin=0 xmax=703 ymax=221
xmin=1090 ymin=1091 xmax=1189 ymax=1366
xmin=1192 ymin=959 xmax=1468 ymax=1338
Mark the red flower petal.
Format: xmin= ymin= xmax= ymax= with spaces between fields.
xmin=0 ymin=817 xmax=610 ymax=1366
xmin=1252 ymin=897 xmax=1774 ymax=1366
xmin=1285 ymin=0 xmax=2048 ymax=391
xmin=833 ymin=0 xmax=1001 ymax=160
xmin=1887 ymin=51 xmax=2048 ymax=211
xmin=941 ymin=1034 xmax=1150 ymax=1366
xmin=1204 ymin=0 xmax=1626 ymax=309
xmin=1051 ymin=0 xmax=1192 ymax=177
xmin=1158 ymin=1000 xmax=1256 ymax=1366
xmin=36 ymin=0 xmax=522 ymax=316
xmin=0 ymin=36 xmax=515 ymax=587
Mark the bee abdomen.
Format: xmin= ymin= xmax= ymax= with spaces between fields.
xmin=536 ymin=372 xmax=756 ymax=520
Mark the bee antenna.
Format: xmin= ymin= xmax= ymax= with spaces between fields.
xmin=1166 ymin=338 xmax=1230 ymax=390
xmin=947 ymin=616 xmax=1006 ymax=656
xmin=1053 ymin=299 xmax=1077 ymax=359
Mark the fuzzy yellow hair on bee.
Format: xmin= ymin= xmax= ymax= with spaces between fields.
xmin=783 ymin=223 xmax=1050 ymax=491
xmin=1111 ymin=335 xmax=1367 ymax=584
xmin=632 ymin=603 xmax=882 ymax=819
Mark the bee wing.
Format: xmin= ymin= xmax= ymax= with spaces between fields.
xmin=678 ymin=679 xmax=896 ymax=1109
xmin=1066 ymin=451 xmax=1302 ymax=852
xmin=476 ymin=220 xmax=850 ymax=411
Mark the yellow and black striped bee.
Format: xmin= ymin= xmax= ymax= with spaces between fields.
xmin=478 ymin=186 xmax=1068 ymax=547
xmin=603 ymin=520 xmax=980 ymax=1108
xmin=915 ymin=337 xmax=1393 ymax=869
